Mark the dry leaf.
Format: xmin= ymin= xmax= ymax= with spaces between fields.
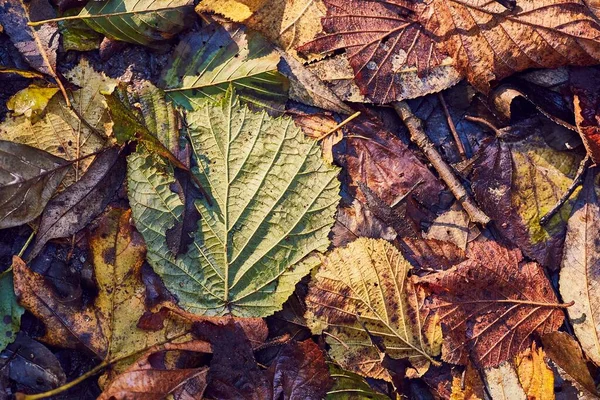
xmin=514 ymin=343 xmax=555 ymax=400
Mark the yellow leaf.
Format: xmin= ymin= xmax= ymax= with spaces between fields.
xmin=515 ymin=343 xmax=555 ymax=400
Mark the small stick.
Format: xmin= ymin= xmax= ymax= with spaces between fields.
xmin=438 ymin=93 xmax=467 ymax=160
xmin=318 ymin=111 xmax=361 ymax=140
xmin=464 ymin=115 xmax=504 ymax=137
xmin=393 ymin=101 xmax=490 ymax=225
xmin=540 ymin=155 xmax=591 ymax=225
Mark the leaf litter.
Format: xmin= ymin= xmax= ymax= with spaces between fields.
xmin=1 ymin=0 xmax=600 ymax=398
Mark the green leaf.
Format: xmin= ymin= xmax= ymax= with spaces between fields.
xmin=127 ymin=88 xmax=340 ymax=317
xmin=159 ymin=22 xmax=288 ymax=114
xmin=80 ymin=0 xmax=194 ymax=47
xmin=0 ymin=140 xmax=69 ymax=229
xmin=326 ymin=363 xmax=391 ymax=400
xmin=0 ymin=272 xmax=24 ymax=353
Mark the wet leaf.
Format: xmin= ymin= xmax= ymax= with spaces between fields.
xmin=197 ymin=0 xmax=327 ymax=61
xmin=28 ymin=146 xmax=126 ymax=260
xmin=0 ymin=140 xmax=69 ymax=229
xmin=0 ymin=272 xmax=23 ymax=352
xmin=128 ymin=88 xmax=341 ymax=317
xmin=160 ymin=22 xmax=288 ymax=114
xmin=471 ymin=133 xmax=584 ymax=270
xmin=514 ymin=343 xmax=555 ymax=400
xmin=79 ymin=0 xmax=194 ymax=47
xmin=305 ymin=238 xmax=442 ymax=381
xmin=419 ymin=240 xmax=564 ymax=367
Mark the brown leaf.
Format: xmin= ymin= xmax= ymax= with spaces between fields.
xmin=571 ymin=67 xmax=600 ymax=163
xmin=419 ymin=240 xmax=564 ymax=367
xmin=98 ymin=341 xmax=210 ymax=400
xmin=542 ymin=331 xmax=599 ymax=397
xmin=300 ymin=0 xmax=600 ymax=103
xmin=450 ymin=363 xmax=485 ymax=400
xmin=28 ymin=146 xmax=126 ymax=260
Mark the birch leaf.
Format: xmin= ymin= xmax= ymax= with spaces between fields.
xmin=305 ymin=238 xmax=442 ymax=381
xmin=127 ymin=88 xmax=340 ymax=317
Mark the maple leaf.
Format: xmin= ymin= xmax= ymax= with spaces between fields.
xmin=301 ymin=0 xmax=600 ymax=103
xmin=419 ymin=240 xmax=565 ymax=367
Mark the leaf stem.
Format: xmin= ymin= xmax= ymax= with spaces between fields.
xmin=432 ymin=299 xmax=575 ymax=309
xmin=318 ymin=111 xmax=361 ymax=140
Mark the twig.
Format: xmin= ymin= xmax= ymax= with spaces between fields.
xmin=317 ymin=111 xmax=361 ymax=140
xmin=540 ymin=155 xmax=591 ymax=225
xmin=393 ymin=101 xmax=490 ymax=225
xmin=464 ymin=115 xmax=503 ymax=137
xmin=438 ymin=93 xmax=467 ymax=160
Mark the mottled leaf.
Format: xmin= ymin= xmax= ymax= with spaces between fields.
xmin=0 ymin=140 xmax=68 ymax=229
xmin=471 ymin=133 xmax=584 ymax=270
xmin=305 ymin=238 xmax=442 ymax=381
xmin=159 ymin=22 xmax=288 ymax=113
xmin=482 ymin=362 xmax=527 ymax=400
xmin=420 ymin=240 xmax=564 ymax=367
xmin=128 ymin=88 xmax=341 ymax=317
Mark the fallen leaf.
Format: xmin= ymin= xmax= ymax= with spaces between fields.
xmin=98 ymin=342 xmax=209 ymax=400
xmin=28 ymin=146 xmax=126 ymax=260
xmin=77 ymin=0 xmax=194 ymax=47
xmin=197 ymin=0 xmax=327 ymax=61
xmin=0 ymin=140 xmax=69 ymax=229
xmin=128 ymin=88 xmax=341 ymax=317
xmin=159 ymin=22 xmax=288 ymax=114
xmin=0 ymin=59 xmax=116 ymax=184
xmin=195 ymin=320 xmax=332 ymax=399
xmin=471 ymin=133 xmax=584 ymax=270
xmin=305 ymin=238 xmax=442 ymax=381
xmin=300 ymin=0 xmax=600 ymax=103
xmin=514 ymin=343 xmax=555 ymax=400
xmin=559 ymin=169 xmax=600 ymax=365
xmin=0 ymin=272 xmax=23 ymax=352
xmin=425 ymin=203 xmax=474 ymax=251
xmin=12 ymin=209 xmax=193 ymax=375
xmin=542 ymin=331 xmax=599 ymax=397
xmin=450 ymin=363 xmax=485 ymax=400
xmin=6 ymin=85 xmax=58 ymax=121
xmin=326 ymin=362 xmax=391 ymax=399
xmin=0 ymin=334 xmax=66 ymax=394
xmin=419 ymin=240 xmax=564 ymax=367
xmin=482 ymin=362 xmax=527 ymax=400
xmin=571 ymin=68 xmax=600 ymax=163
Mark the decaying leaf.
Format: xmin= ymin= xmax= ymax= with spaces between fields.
xmin=12 ymin=209 xmax=192 ymax=375
xmin=0 ymin=272 xmax=23 ymax=352
xmin=326 ymin=363 xmax=391 ymax=399
xmin=482 ymin=362 xmax=527 ymax=400
xmin=98 ymin=341 xmax=210 ymax=400
xmin=514 ymin=342 xmax=555 ymax=400
xmin=542 ymin=331 xmax=599 ymax=397
xmin=559 ymin=170 xmax=600 ymax=365
xmin=128 ymin=88 xmax=341 ymax=317
xmin=197 ymin=0 xmax=327 ymax=61
xmin=159 ymin=22 xmax=288 ymax=113
xmin=571 ymin=68 xmax=600 ymax=163
xmin=0 ymin=140 xmax=69 ymax=229
xmin=77 ymin=0 xmax=194 ymax=47
xmin=449 ymin=363 xmax=485 ymax=400
xmin=6 ymin=85 xmax=58 ymax=121
xmin=305 ymin=238 xmax=442 ymax=381
xmin=0 ymin=59 xmax=116 ymax=183
xmin=300 ymin=0 xmax=600 ymax=103
xmin=420 ymin=240 xmax=564 ymax=367
xmin=195 ymin=320 xmax=332 ymax=399
xmin=28 ymin=146 xmax=126 ymax=260
xmin=471 ymin=133 xmax=584 ymax=270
